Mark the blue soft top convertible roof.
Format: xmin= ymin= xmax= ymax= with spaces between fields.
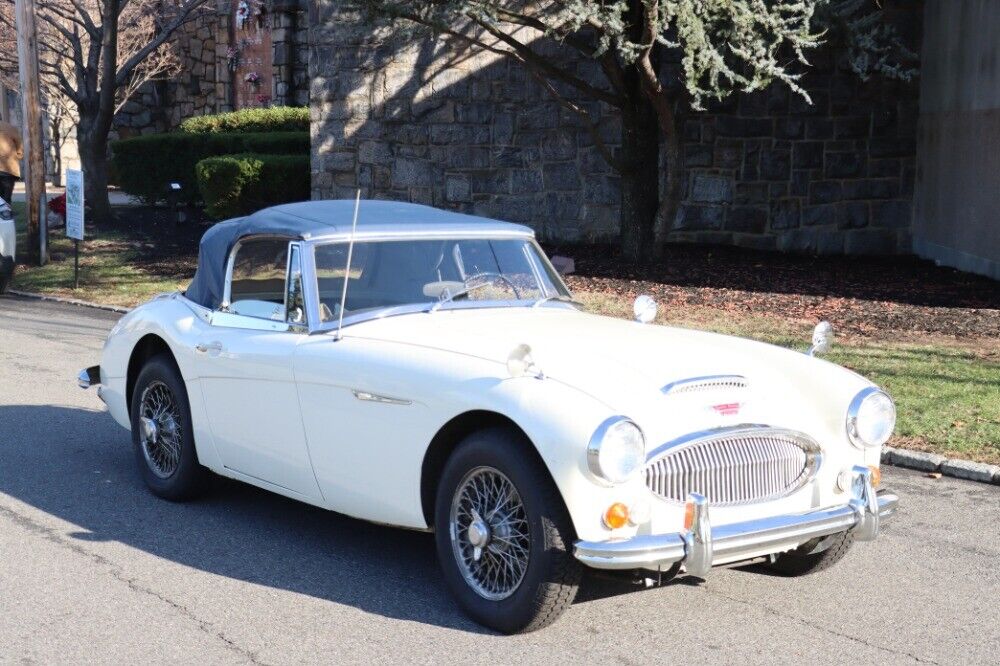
xmin=184 ymin=200 xmax=533 ymax=309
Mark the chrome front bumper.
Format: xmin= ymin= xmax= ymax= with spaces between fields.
xmin=78 ymin=365 xmax=101 ymax=389
xmin=575 ymin=466 xmax=897 ymax=574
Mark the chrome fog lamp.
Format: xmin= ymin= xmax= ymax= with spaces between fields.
xmin=847 ymin=387 xmax=896 ymax=449
xmin=588 ymin=417 xmax=646 ymax=484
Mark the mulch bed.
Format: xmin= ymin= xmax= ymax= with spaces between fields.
xmin=545 ymin=242 xmax=1000 ymax=339
xmin=99 ymin=206 xmax=208 ymax=280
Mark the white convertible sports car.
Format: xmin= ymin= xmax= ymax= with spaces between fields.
xmin=79 ymin=200 xmax=898 ymax=633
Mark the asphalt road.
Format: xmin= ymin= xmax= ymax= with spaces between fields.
xmin=1 ymin=294 xmax=998 ymax=665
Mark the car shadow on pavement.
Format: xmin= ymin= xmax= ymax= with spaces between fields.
xmin=0 ymin=405 xmax=504 ymax=633
xmin=0 ymin=404 xmax=682 ymax=633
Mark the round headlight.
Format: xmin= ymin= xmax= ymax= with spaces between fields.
xmin=847 ymin=387 xmax=896 ymax=449
xmin=588 ymin=417 xmax=645 ymax=484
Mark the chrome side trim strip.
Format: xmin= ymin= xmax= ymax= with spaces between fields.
xmin=352 ymin=390 xmax=412 ymax=406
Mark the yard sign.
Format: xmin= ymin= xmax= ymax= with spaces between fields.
xmin=65 ymin=169 xmax=84 ymax=240
xmin=65 ymin=169 xmax=84 ymax=288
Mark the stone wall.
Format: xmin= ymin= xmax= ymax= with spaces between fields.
xmin=310 ymin=3 xmax=921 ymax=255
xmin=272 ymin=0 xmax=310 ymax=107
xmin=115 ymin=8 xmax=231 ymax=136
xmin=674 ymin=60 xmax=918 ymax=255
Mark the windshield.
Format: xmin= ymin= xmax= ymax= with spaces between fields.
xmin=313 ymin=238 xmax=570 ymax=323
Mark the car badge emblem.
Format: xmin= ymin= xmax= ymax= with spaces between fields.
xmin=711 ymin=402 xmax=742 ymax=416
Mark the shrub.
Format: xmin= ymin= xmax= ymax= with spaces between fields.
xmin=178 ymin=107 xmax=310 ymax=134
xmin=111 ymin=131 xmax=309 ymax=204
xmin=196 ymin=153 xmax=310 ymax=219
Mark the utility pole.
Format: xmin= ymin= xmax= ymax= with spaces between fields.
xmin=15 ymin=0 xmax=47 ymax=266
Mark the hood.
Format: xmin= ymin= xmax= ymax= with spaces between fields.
xmin=348 ymin=306 xmax=871 ymax=445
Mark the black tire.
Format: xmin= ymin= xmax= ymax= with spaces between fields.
xmin=129 ymin=354 xmax=209 ymax=501
xmin=434 ymin=428 xmax=582 ymax=634
xmin=766 ymin=530 xmax=855 ymax=576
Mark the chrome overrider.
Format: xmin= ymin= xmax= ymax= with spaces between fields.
xmin=575 ymin=466 xmax=897 ymax=574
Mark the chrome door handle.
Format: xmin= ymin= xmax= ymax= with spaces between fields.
xmin=195 ymin=342 xmax=223 ymax=353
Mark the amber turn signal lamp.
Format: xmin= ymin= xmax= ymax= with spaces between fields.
xmin=683 ymin=499 xmax=696 ymax=531
xmin=603 ymin=502 xmax=629 ymax=529
xmin=869 ymin=465 xmax=882 ymax=488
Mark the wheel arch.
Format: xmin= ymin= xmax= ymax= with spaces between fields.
xmin=125 ymin=334 xmax=178 ymax=417
xmin=420 ymin=410 xmax=555 ymax=529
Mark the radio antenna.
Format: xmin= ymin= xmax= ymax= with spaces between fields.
xmin=335 ymin=190 xmax=361 ymax=342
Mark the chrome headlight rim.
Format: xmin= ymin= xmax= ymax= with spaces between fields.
xmin=587 ymin=416 xmax=646 ymax=485
xmin=846 ymin=386 xmax=896 ymax=449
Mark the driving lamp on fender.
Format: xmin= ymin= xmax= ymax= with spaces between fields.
xmin=846 ymin=387 xmax=896 ymax=449
xmin=587 ymin=416 xmax=646 ymax=484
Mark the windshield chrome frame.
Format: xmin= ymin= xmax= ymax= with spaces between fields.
xmin=301 ymin=235 xmax=576 ymax=335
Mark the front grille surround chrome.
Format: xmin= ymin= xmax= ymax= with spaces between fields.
xmin=644 ymin=426 xmax=822 ymax=507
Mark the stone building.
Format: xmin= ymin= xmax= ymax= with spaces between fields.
xmin=309 ymin=3 xmax=922 ymax=260
xmin=14 ymin=0 xmax=312 ymax=183
xmin=115 ymin=0 xmax=310 ymax=136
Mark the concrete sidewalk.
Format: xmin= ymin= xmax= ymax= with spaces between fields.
xmin=11 ymin=182 xmax=140 ymax=206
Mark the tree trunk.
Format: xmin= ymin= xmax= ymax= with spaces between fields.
xmin=618 ymin=94 xmax=661 ymax=263
xmin=656 ymin=104 xmax=682 ymax=255
xmin=76 ymin=122 xmax=112 ymax=224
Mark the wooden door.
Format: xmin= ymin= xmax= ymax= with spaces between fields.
xmin=232 ymin=1 xmax=273 ymax=109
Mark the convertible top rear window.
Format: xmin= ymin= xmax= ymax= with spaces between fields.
xmin=313 ymin=238 xmax=568 ymax=322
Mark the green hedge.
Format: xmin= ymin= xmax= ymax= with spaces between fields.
xmin=178 ymin=107 xmax=309 ymax=134
xmin=111 ymin=131 xmax=309 ymax=204
xmin=196 ymin=153 xmax=310 ymax=219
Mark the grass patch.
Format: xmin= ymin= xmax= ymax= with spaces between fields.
xmin=10 ymin=204 xmax=188 ymax=307
xmin=6 ymin=213 xmax=997 ymax=465
xmin=828 ymin=344 xmax=1000 ymax=464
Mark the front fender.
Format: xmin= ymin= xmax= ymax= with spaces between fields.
xmin=98 ymin=294 xmax=223 ymax=470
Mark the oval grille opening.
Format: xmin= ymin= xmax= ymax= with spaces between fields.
xmin=644 ymin=429 xmax=819 ymax=505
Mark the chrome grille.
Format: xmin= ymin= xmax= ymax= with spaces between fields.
xmin=644 ymin=428 xmax=820 ymax=505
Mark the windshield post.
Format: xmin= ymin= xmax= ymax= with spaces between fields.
xmin=334 ymin=191 xmax=361 ymax=341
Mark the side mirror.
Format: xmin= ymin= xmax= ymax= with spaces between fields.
xmin=633 ymin=295 xmax=657 ymax=324
xmin=809 ymin=321 xmax=834 ymax=356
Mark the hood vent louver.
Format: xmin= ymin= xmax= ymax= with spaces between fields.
xmin=661 ymin=374 xmax=748 ymax=396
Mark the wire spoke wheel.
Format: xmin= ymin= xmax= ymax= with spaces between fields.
xmin=449 ymin=466 xmax=531 ymax=601
xmin=138 ymin=380 xmax=183 ymax=479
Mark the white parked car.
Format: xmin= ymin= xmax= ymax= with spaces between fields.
xmin=79 ymin=200 xmax=898 ymax=633
xmin=0 ymin=196 xmax=14 ymax=293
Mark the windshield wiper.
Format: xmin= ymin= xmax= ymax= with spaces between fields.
xmin=532 ymin=295 xmax=585 ymax=309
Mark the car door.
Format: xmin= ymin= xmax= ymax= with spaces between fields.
xmin=194 ymin=238 xmax=322 ymax=502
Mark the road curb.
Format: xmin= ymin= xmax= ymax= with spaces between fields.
xmin=6 ymin=289 xmax=132 ymax=314
xmin=882 ymin=446 xmax=1000 ymax=485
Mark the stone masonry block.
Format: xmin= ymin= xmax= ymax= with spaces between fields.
xmin=445 ymin=175 xmax=471 ymax=203
xmin=691 ymin=174 xmax=733 ymax=204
